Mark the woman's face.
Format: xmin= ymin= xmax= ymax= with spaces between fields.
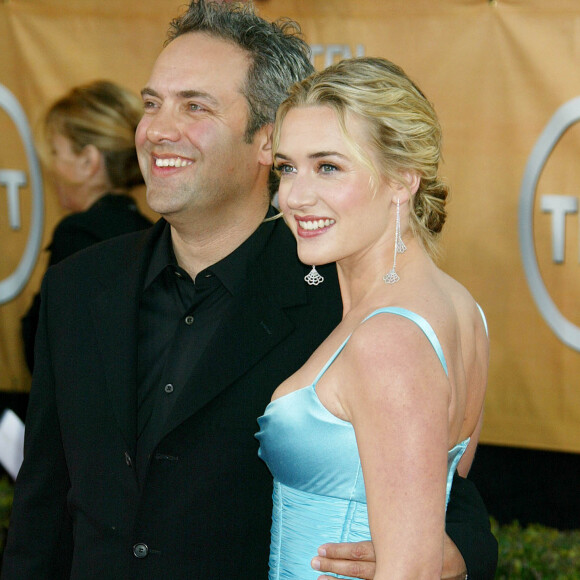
xmin=49 ymin=133 xmax=90 ymax=212
xmin=275 ymin=105 xmax=395 ymax=269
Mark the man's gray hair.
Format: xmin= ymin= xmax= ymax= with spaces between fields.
xmin=167 ymin=0 xmax=314 ymax=143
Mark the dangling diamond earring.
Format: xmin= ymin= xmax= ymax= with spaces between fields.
xmin=304 ymin=265 xmax=324 ymax=286
xmin=383 ymin=198 xmax=406 ymax=284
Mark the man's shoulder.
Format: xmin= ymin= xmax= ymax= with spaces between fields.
xmin=47 ymin=220 xmax=159 ymax=280
xmin=53 ymin=199 xmax=152 ymax=236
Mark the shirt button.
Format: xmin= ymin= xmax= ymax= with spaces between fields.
xmin=184 ymin=315 xmax=194 ymax=325
xmin=164 ymin=383 xmax=174 ymax=394
xmin=133 ymin=543 xmax=149 ymax=558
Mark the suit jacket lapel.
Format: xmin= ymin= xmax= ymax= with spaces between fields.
xmin=89 ymin=222 xmax=162 ymax=450
xmin=161 ymin=218 xmax=308 ymax=438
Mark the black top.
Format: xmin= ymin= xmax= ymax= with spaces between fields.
xmin=21 ymin=193 xmax=152 ymax=372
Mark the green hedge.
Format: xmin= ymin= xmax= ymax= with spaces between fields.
xmin=1 ymin=476 xmax=579 ymax=577
xmin=492 ymin=518 xmax=580 ymax=579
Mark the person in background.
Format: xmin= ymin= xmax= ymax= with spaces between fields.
xmin=3 ymin=3 xmax=496 ymax=579
xmin=21 ymin=80 xmax=152 ymax=372
xmin=257 ymin=56 xmax=490 ymax=579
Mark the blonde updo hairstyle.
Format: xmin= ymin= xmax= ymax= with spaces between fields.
xmin=43 ymin=80 xmax=144 ymax=190
xmin=273 ymin=57 xmax=448 ymax=258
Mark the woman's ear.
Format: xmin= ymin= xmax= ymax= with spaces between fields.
xmin=79 ymin=144 xmax=103 ymax=178
xmin=392 ymin=171 xmax=420 ymax=204
xmin=400 ymin=171 xmax=420 ymax=197
xmin=405 ymin=171 xmax=420 ymax=197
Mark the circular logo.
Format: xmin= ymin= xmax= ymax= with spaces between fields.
xmin=519 ymin=96 xmax=580 ymax=351
xmin=0 ymin=84 xmax=44 ymax=305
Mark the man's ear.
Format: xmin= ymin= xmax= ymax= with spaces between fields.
xmin=256 ymin=123 xmax=274 ymax=167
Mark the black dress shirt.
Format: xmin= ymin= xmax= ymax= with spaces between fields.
xmin=136 ymin=216 xmax=274 ymax=482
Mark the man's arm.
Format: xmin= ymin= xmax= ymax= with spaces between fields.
xmin=445 ymin=474 xmax=498 ymax=580
xmin=312 ymin=474 xmax=497 ymax=580
xmin=311 ymin=535 xmax=466 ymax=580
xmin=2 ymin=278 xmax=73 ymax=579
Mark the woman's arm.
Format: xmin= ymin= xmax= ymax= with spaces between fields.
xmin=343 ymin=315 xmax=451 ymax=580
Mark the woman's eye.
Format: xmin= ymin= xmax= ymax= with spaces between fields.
xmin=276 ymin=164 xmax=295 ymax=175
xmin=319 ymin=163 xmax=338 ymax=173
xmin=188 ymin=103 xmax=204 ymax=112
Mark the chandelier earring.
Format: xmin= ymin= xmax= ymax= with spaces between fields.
xmin=383 ymin=198 xmax=406 ymax=284
xmin=304 ymin=265 xmax=324 ymax=286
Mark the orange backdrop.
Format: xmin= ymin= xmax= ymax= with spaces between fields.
xmin=1 ymin=0 xmax=580 ymax=453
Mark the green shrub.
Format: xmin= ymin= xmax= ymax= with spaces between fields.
xmin=492 ymin=518 xmax=580 ymax=579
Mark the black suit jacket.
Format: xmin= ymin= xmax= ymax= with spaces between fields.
xmin=3 ymin=217 xmax=496 ymax=579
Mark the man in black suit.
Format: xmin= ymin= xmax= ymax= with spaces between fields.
xmin=2 ymin=1 xmax=497 ymax=578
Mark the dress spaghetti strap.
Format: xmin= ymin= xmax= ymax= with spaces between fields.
xmin=312 ymin=307 xmax=448 ymax=389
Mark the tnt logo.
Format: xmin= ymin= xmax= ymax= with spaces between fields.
xmin=0 ymin=84 xmax=44 ymax=305
xmin=310 ymin=43 xmax=365 ymax=68
xmin=519 ymin=96 xmax=580 ymax=350
xmin=540 ymin=195 xmax=579 ymax=264
xmin=1 ymin=170 xmax=28 ymax=231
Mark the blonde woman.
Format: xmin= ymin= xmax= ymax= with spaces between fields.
xmin=257 ymin=57 xmax=489 ymax=579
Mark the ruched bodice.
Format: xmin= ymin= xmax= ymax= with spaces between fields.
xmin=256 ymin=307 xmax=470 ymax=580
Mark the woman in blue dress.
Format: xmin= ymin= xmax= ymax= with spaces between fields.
xmin=256 ymin=57 xmax=489 ymax=580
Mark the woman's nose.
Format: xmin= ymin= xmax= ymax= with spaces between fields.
xmin=283 ymin=175 xmax=317 ymax=210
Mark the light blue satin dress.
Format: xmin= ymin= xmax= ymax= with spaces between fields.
xmin=256 ymin=307 xmax=470 ymax=580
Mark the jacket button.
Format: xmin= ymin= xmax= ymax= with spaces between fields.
xmin=133 ymin=543 xmax=149 ymax=558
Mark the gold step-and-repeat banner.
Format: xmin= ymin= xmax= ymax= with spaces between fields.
xmin=1 ymin=0 xmax=579 ymax=453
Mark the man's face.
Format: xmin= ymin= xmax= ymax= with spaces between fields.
xmin=136 ymin=32 xmax=264 ymax=220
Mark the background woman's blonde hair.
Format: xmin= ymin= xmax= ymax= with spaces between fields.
xmin=273 ymin=57 xmax=448 ymax=258
xmin=43 ymin=80 xmax=144 ymax=190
